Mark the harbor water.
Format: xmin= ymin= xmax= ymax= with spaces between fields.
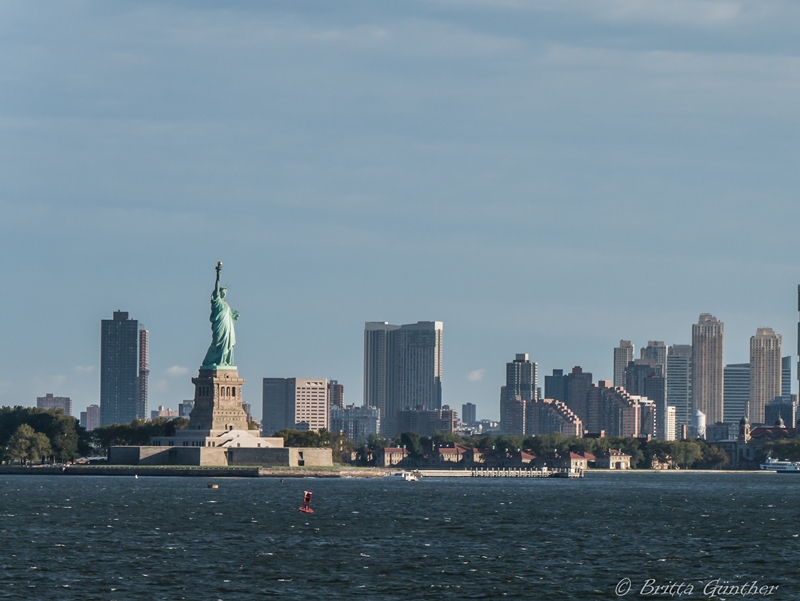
xmin=1 ymin=472 xmax=798 ymax=600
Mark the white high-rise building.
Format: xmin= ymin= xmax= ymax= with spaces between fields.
xmin=692 ymin=314 xmax=724 ymax=425
xmin=749 ymin=327 xmax=782 ymax=425
xmin=666 ymin=406 xmax=677 ymax=441
xmin=613 ymin=341 xmax=634 ymax=388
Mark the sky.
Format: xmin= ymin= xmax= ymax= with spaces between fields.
xmin=1 ymin=0 xmax=799 ymax=421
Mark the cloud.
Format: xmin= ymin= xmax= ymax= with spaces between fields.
xmin=166 ymin=365 xmax=189 ymax=377
xmin=467 ymin=369 xmax=486 ymax=382
xmin=74 ymin=365 xmax=95 ymax=373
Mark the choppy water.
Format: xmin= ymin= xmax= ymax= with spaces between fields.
xmin=1 ymin=472 xmax=799 ymax=600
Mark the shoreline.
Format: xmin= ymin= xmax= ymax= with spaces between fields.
xmin=0 ymin=466 xmax=773 ymax=477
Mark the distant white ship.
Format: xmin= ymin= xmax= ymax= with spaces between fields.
xmin=385 ymin=471 xmax=419 ymax=481
xmin=760 ymin=457 xmax=800 ymax=473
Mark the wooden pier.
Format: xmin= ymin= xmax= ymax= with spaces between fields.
xmin=419 ymin=467 xmax=584 ymax=478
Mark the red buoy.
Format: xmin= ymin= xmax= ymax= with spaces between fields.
xmin=298 ymin=490 xmax=314 ymax=513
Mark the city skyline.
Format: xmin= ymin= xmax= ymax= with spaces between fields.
xmin=1 ymin=2 xmax=800 ymax=422
xmin=6 ymin=297 xmax=799 ymax=425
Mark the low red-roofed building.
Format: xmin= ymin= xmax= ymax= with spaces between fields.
xmin=595 ymin=449 xmax=631 ymax=470
xmin=376 ymin=447 xmax=409 ymax=467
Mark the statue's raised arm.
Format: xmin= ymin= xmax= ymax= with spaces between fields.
xmin=213 ymin=261 xmax=222 ymax=295
xmin=201 ymin=261 xmax=238 ymax=369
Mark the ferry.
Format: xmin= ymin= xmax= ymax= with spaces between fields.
xmin=385 ymin=471 xmax=419 ymax=482
xmin=760 ymin=457 xmax=800 ymax=473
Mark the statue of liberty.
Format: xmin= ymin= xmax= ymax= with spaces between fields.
xmin=202 ymin=262 xmax=239 ymax=369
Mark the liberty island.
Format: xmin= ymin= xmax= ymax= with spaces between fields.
xmin=108 ymin=263 xmax=332 ymax=468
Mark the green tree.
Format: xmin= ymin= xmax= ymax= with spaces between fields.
xmin=763 ymin=440 xmax=800 ymax=462
xmin=0 ymin=406 xmax=88 ymax=462
xmin=399 ymin=432 xmax=423 ymax=458
xmin=92 ymin=417 xmax=188 ymax=452
xmin=5 ymin=424 xmax=53 ymax=464
xmin=698 ymin=443 xmax=730 ymax=469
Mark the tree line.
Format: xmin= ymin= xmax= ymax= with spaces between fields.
xmin=353 ymin=430 xmax=731 ymax=469
xmin=0 ymin=406 xmax=191 ymax=464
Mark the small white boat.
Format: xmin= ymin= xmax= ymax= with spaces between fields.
xmin=760 ymin=457 xmax=800 ymax=472
xmin=385 ymin=471 xmax=419 ymax=481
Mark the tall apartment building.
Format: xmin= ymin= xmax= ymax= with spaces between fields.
xmin=100 ymin=311 xmax=142 ymax=426
xmin=525 ymin=398 xmax=582 ymax=437
xmin=564 ymin=366 xmax=593 ymax=423
xmin=500 ymin=353 xmax=537 ymax=435
xmin=500 ymin=395 xmax=526 ymax=436
xmin=36 ymin=393 xmax=72 ymax=416
xmin=262 ymin=378 xmax=329 ymax=435
xmin=749 ymin=327 xmax=782 ymax=424
xmin=328 ymin=380 xmax=344 ymax=408
xmin=138 ymin=326 xmax=149 ymax=420
xmin=363 ymin=322 xmax=400 ymax=425
xmin=666 ymin=406 xmax=677 ymax=441
xmin=692 ymin=313 xmax=725 ymax=424
xmin=782 ymin=356 xmax=792 ymax=403
xmin=625 ymin=359 xmax=666 ymax=439
xmin=641 ymin=341 xmax=667 ymax=376
xmin=330 ymin=405 xmax=380 ymax=443
xmin=667 ymin=345 xmax=692 ymax=436
xmin=613 ymin=341 xmax=634 ymax=388
xmin=80 ymin=404 xmax=101 ymax=431
xmin=585 ymin=381 xmax=642 ymax=438
xmin=461 ymin=402 xmax=477 ymax=426
xmin=544 ymin=369 xmax=567 ymax=402
xmin=363 ymin=321 xmax=443 ymax=436
xmin=723 ymin=363 xmax=750 ymax=424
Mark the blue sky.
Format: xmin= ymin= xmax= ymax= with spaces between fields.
xmin=1 ymin=0 xmax=798 ymax=421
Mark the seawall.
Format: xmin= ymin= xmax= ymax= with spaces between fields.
xmin=0 ymin=466 xmax=389 ymax=478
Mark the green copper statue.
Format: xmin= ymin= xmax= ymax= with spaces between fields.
xmin=202 ymin=261 xmax=239 ymax=369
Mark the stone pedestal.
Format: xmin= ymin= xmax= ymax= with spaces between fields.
xmin=188 ymin=368 xmax=249 ymax=432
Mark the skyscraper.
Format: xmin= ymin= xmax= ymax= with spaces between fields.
xmin=782 ymin=356 xmax=792 ymax=403
xmin=749 ymin=327 xmax=782 ymax=424
xmin=80 ymin=404 xmax=101 ymax=431
xmin=613 ymin=341 xmax=634 ymax=388
xmin=692 ymin=313 xmax=725 ymax=424
xmin=363 ymin=322 xmax=400 ymax=422
xmin=328 ymin=380 xmax=344 ymax=408
xmin=564 ymin=366 xmax=593 ymax=423
xmin=667 ymin=345 xmax=692 ymax=436
xmin=461 ymin=402 xmax=476 ymax=425
xmin=723 ymin=363 xmax=749 ymax=423
xmin=544 ymin=369 xmax=567 ymax=402
xmin=362 ymin=320 xmax=443 ymax=436
xmin=625 ymin=359 xmax=666 ymax=439
xmin=666 ymin=406 xmax=677 ymax=441
xmin=505 ymin=354 xmax=538 ymax=402
xmin=640 ymin=341 xmax=667 ymax=376
xmin=100 ymin=311 xmax=140 ymax=426
xmin=500 ymin=353 xmax=537 ymax=435
xmin=137 ymin=325 xmax=149 ymax=421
